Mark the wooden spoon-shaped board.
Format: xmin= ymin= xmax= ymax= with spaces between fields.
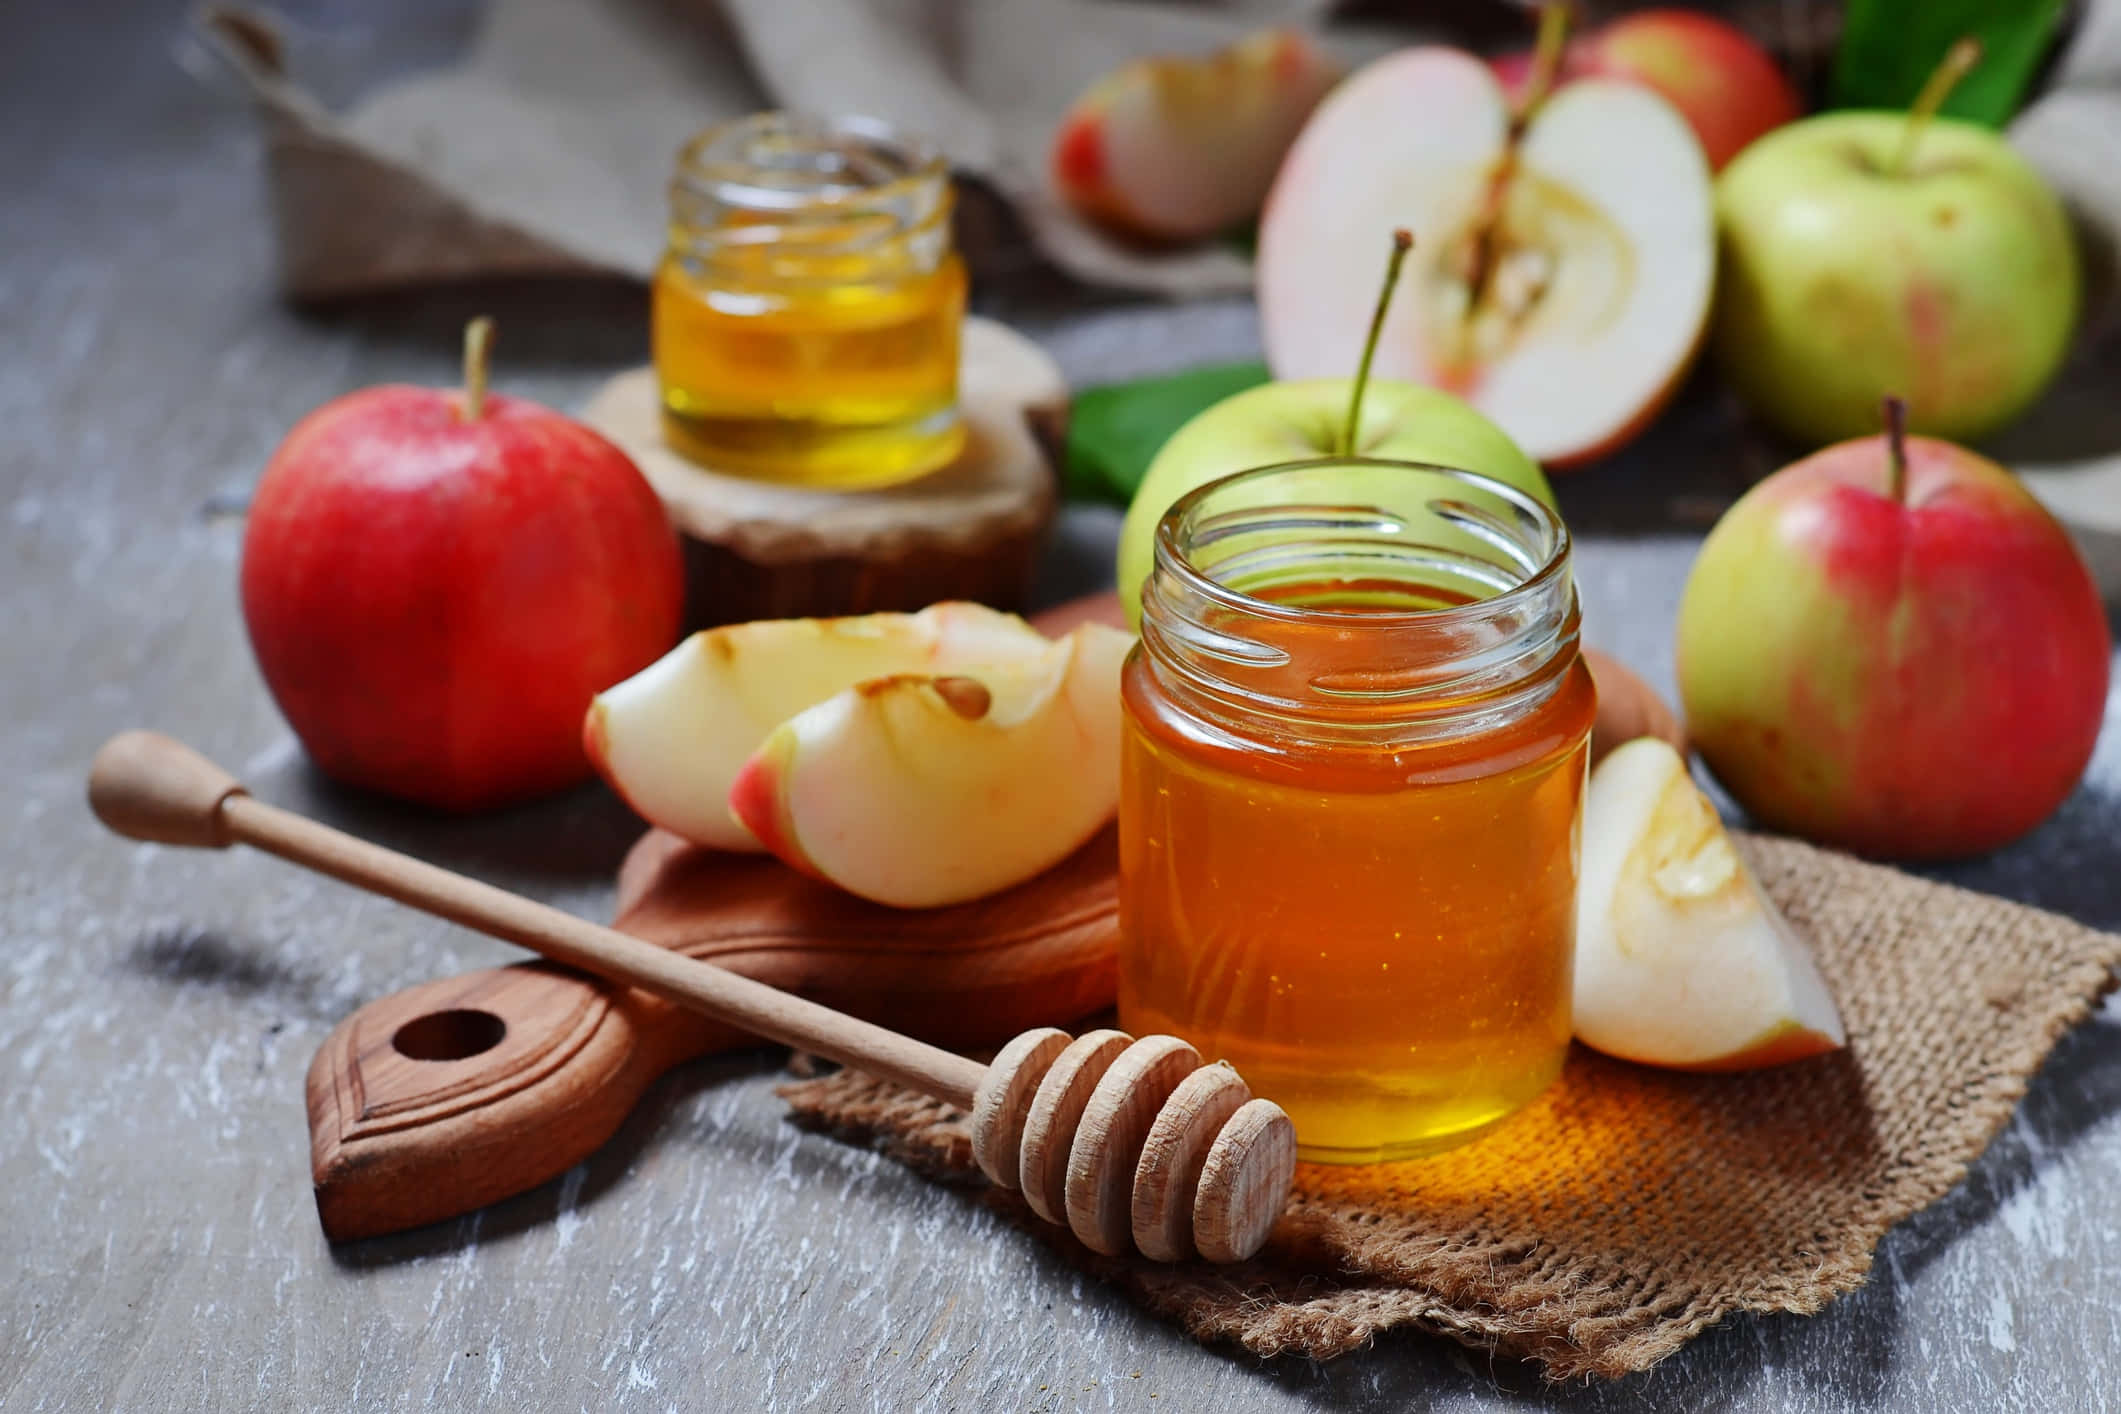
xmin=307 ymin=824 xmax=1119 ymax=1241
xmin=306 ymin=595 xmax=1129 ymax=1243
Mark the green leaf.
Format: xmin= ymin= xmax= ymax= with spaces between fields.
xmin=1063 ymin=360 xmax=1270 ymax=503
xmin=1830 ymin=0 xmax=2066 ymax=127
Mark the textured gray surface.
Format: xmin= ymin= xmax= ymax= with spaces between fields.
xmin=5 ymin=1 xmax=2120 ymax=1410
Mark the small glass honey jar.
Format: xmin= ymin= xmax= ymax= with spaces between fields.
xmin=653 ymin=113 xmax=967 ymax=489
xmin=1119 ymin=459 xmax=1593 ymax=1164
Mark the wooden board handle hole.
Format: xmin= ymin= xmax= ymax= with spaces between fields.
xmin=392 ymin=1009 xmax=508 ymax=1062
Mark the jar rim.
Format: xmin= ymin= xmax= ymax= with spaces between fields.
xmin=673 ymin=110 xmax=949 ymax=213
xmin=1151 ymin=456 xmax=1571 ymax=626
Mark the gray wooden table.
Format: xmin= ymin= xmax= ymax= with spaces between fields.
xmin=6 ymin=2 xmax=2119 ymax=1409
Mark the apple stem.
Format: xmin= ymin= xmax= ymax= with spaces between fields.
xmin=461 ymin=316 xmax=495 ymax=421
xmin=1453 ymin=2 xmax=1570 ymax=353
xmin=1515 ymin=1 xmax=1573 ymax=134
xmin=1890 ymin=37 xmax=1982 ymax=178
xmin=1339 ymin=229 xmax=1415 ymax=459
xmin=1882 ymin=395 xmax=1909 ymax=503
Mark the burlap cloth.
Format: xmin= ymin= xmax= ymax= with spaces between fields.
xmin=777 ymin=833 xmax=2121 ymax=1379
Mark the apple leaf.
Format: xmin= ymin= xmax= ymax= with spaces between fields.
xmin=1063 ymin=360 xmax=1269 ymax=503
xmin=1830 ymin=0 xmax=2067 ymax=127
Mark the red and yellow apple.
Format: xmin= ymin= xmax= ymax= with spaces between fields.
xmin=1257 ymin=45 xmax=1715 ymax=466
xmin=585 ymin=603 xmax=1053 ymax=850
xmin=1492 ymin=8 xmax=1801 ymax=171
xmin=1575 ymin=738 xmax=1845 ymax=1070
xmin=241 ymin=319 xmax=684 ymax=812
xmin=730 ymin=624 xmax=1134 ymax=908
xmin=1676 ymin=409 xmax=2110 ymax=859
xmin=1052 ymin=28 xmax=1340 ymax=244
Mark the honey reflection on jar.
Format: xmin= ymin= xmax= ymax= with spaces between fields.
xmin=1118 ymin=461 xmax=1591 ymax=1164
xmin=653 ymin=113 xmax=967 ymax=489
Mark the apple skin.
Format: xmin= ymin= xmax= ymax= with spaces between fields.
xmin=1712 ymin=113 xmax=2080 ymax=448
xmin=242 ymin=386 xmax=685 ymax=812
xmin=1676 ymin=434 xmax=2110 ymax=859
xmin=1493 ymin=9 xmax=1801 ymax=171
xmin=1115 ymin=378 xmax=1553 ymax=621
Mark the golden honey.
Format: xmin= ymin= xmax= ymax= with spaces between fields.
xmin=654 ymin=113 xmax=967 ymax=488
xmin=1118 ymin=460 xmax=1592 ymax=1163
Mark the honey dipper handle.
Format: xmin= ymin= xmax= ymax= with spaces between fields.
xmin=87 ymin=731 xmax=989 ymax=1109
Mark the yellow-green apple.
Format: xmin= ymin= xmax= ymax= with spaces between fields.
xmin=1052 ymin=29 xmax=1340 ymax=244
xmin=730 ymin=624 xmax=1134 ymax=907
xmin=1575 ymin=738 xmax=1845 ymax=1070
xmin=584 ymin=603 xmax=1052 ymax=851
xmin=241 ymin=318 xmax=683 ymax=812
xmin=1676 ymin=401 xmax=2111 ymax=858
xmin=1257 ymin=34 xmax=1715 ymax=466
xmin=1712 ymin=41 xmax=2080 ymax=446
xmin=1492 ymin=8 xmax=1801 ymax=170
xmin=1117 ymin=231 xmax=1553 ymax=621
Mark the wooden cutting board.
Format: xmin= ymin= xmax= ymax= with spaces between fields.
xmin=305 ymin=596 xmax=1125 ymax=1242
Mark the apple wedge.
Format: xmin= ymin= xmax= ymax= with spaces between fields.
xmin=1052 ymin=29 xmax=1341 ymax=244
xmin=584 ymin=603 xmax=1051 ymax=851
xmin=1257 ymin=49 xmax=1714 ymax=465
xmin=729 ymin=624 xmax=1133 ymax=908
xmin=1576 ymin=738 xmax=1846 ymax=1071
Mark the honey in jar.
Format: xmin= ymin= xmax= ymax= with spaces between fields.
xmin=1118 ymin=459 xmax=1593 ymax=1162
xmin=653 ymin=113 xmax=967 ymax=489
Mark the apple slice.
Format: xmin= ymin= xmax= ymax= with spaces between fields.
xmin=1575 ymin=738 xmax=1846 ymax=1071
xmin=1257 ymin=48 xmax=1714 ymax=465
xmin=730 ymin=624 xmax=1133 ymax=908
xmin=1052 ymin=29 xmax=1340 ymax=244
xmin=584 ymin=603 xmax=1051 ymax=851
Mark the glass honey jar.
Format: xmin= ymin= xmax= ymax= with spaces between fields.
xmin=653 ymin=113 xmax=967 ymax=488
xmin=1119 ymin=460 xmax=1593 ymax=1164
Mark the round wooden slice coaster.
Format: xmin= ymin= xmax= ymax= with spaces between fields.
xmin=582 ymin=317 xmax=1069 ymax=627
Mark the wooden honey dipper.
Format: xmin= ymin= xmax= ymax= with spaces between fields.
xmin=88 ymin=730 xmax=1298 ymax=1263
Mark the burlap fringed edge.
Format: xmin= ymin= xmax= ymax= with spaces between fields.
xmin=777 ymin=847 xmax=2121 ymax=1381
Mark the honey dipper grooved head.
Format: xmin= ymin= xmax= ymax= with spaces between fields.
xmin=972 ymin=1028 xmax=1297 ymax=1264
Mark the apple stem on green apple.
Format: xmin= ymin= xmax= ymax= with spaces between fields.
xmin=460 ymin=316 xmax=495 ymax=422
xmin=1882 ymin=395 xmax=1909 ymax=503
xmin=1889 ymin=37 xmax=1982 ymax=178
xmin=1338 ymin=228 xmax=1416 ymax=458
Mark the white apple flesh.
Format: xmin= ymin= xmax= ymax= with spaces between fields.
xmin=729 ymin=625 xmax=1134 ymax=908
xmin=1258 ymin=49 xmax=1715 ymax=466
xmin=584 ymin=603 xmax=1052 ymax=851
xmin=1576 ymin=738 xmax=1846 ymax=1071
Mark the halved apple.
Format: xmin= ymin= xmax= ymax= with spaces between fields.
xmin=584 ymin=604 xmax=1051 ymax=851
xmin=729 ymin=624 xmax=1133 ymax=908
xmin=1257 ymin=49 xmax=1714 ymax=466
xmin=1575 ymin=738 xmax=1846 ymax=1071
xmin=1052 ymin=29 xmax=1341 ymax=244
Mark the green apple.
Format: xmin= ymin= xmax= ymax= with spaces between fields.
xmin=1711 ymin=42 xmax=2079 ymax=447
xmin=1115 ymin=378 xmax=1552 ymax=621
xmin=1116 ymin=230 xmax=1552 ymax=621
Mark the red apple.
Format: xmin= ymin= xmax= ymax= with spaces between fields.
xmin=1493 ymin=9 xmax=1801 ymax=170
xmin=1676 ymin=400 xmax=2110 ymax=859
xmin=242 ymin=318 xmax=685 ymax=811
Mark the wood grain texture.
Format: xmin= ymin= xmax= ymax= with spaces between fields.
xmin=302 ymin=819 xmax=1118 ymax=1238
xmin=9 ymin=3 xmax=2121 ymax=1404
